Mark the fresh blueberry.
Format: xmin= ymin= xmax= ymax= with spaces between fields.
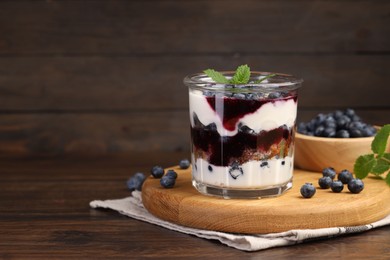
xmin=345 ymin=108 xmax=356 ymax=118
xmin=126 ymin=172 xmax=146 ymax=191
xmin=336 ymin=129 xmax=350 ymax=138
xmin=338 ymin=169 xmax=354 ymax=184
xmin=347 ymin=178 xmax=364 ymax=194
xmin=318 ymin=176 xmax=333 ymax=189
xmin=300 ymin=183 xmax=316 ymax=198
xmin=151 ymin=166 xmax=164 ymax=178
xmin=160 ymin=175 xmax=176 ymax=188
xmin=179 ymin=159 xmax=191 ymax=169
xmin=232 ymin=93 xmax=246 ymax=99
xmin=330 ymin=180 xmax=344 ymax=193
xmin=260 ymin=161 xmax=268 ymax=168
xmin=281 ymin=91 xmax=290 ymax=97
xmin=165 ymin=169 xmax=178 ymax=179
xmin=348 ymin=121 xmax=365 ymax=130
xmin=208 ymin=165 xmax=213 ymax=172
xmin=268 ymin=92 xmax=281 ymax=99
xmin=348 ymin=127 xmax=363 ymax=138
xmin=322 ymin=167 xmax=336 ymax=179
xmin=315 ymin=113 xmax=326 ymax=126
xmin=306 ymin=119 xmax=316 ymax=132
xmin=336 ymin=116 xmax=351 ymax=129
xmin=361 ymin=126 xmax=376 ymax=137
xmin=314 ymin=126 xmax=325 ymax=137
xmin=322 ymin=127 xmax=336 ymax=137
xmin=238 ymin=123 xmax=255 ymax=134
xmin=246 ymin=93 xmax=264 ymax=100
xmin=298 ymin=122 xmax=307 ymax=133
xmin=229 ymin=161 xmax=243 ymax=179
xmin=203 ymin=91 xmax=215 ymax=97
xmin=324 ymin=119 xmax=337 ymax=129
xmin=333 ymin=110 xmax=344 ymax=119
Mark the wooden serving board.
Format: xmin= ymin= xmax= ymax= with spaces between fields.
xmin=142 ymin=167 xmax=390 ymax=234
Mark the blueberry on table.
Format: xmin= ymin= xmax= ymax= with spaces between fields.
xmin=179 ymin=159 xmax=191 ymax=169
xmin=151 ymin=166 xmax=164 ymax=178
xmin=322 ymin=167 xmax=336 ymax=179
xmin=126 ymin=172 xmax=146 ymax=191
xmin=318 ymin=176 xmax=332 ymax=189
xmin=330 ymin=180 xmax=344 ymax=193
xmin=160 ymin=175 xmax=176 ymax=188
xmin=300 ymin=183 xmax=316 ymax=198
xmin=165 ymin=169 xmax=178 ymax=179
xmin=338 ymin=169 xmax=354 ymax=184
xmin=348 ymin=179 xmax=364 ymax=194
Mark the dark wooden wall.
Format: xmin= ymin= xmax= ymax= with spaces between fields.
xmin=0 ymin=0 xmax=389 ymax=158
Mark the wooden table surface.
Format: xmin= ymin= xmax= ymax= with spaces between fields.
xmin=1 ymin=152 xmax=389 ymax=259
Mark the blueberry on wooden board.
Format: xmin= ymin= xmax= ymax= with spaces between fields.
xmin=165 ymin=169 xmax=178 ymax=179
xmin=348 ymin=179 xmax=364 ymax=194
xmin=151 ymin=166 xmax=164 ymax=178
xmin=338 ymin=169 xmax=354 ymax=184
xmin=179 ymin=159 xmax=190 ymax=169
xmin=318 ymin=176 xmax=332 ymax=189
xmin=322 ymin=167 xmax=336 ymax=179
xmin=160 ymin=175 xmax=176 ymax=188
xmin=300 ymin=183 xmax=316 ymax=198
xmin=330 ymin=180 xmax=344 ymax=193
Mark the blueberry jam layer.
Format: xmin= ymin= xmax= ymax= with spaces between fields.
xmin=206 ymin=94 xmax=297 ymax=131
xmin=191 ymin=113 xmax=294 ymax=167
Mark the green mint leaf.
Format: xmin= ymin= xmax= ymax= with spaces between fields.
xmin=252 ymin=74 xmax=276 ymax=84
xmin=386 ymin=172 xmax=390 ymax=186
xmin=203 ymin=69 xmax=229 ymax=84
xmin=371 ymin=124 xmax=390 ymax=156
xmin=372 ymin=153 xmax=390 ymax=175
xmin=230 ymin=64 xmax=250 ymax=84
xmin=354 ymin=154 xmax=376 ymax=179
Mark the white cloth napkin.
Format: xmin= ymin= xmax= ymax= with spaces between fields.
xmin=90 ymin=191 xmax=390 ymax=251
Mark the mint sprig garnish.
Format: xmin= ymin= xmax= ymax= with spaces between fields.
xmin=230 ymin=64 xmax=251 ymax=84
xmin=203 ymin=64 xmax=275 ymax=84
xmin=354 ymin=124 xmax=390 ymax=186
xmin=203 ymin=69 xmax=230 ymax=84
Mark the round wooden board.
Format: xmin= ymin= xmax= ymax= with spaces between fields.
xmin=142 ymin=167 xmax=390 ymax=234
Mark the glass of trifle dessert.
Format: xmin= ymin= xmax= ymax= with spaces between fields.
xmin=184 ymin=65 xmax=303 ymax=199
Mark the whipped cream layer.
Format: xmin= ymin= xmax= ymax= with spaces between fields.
xmin=192 ymin=157 xmax=293 ymax=188
xmin=189 ymin=90 xmax=298 ymax=137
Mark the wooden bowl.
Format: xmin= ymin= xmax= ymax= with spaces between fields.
xmin=294 ymin=131 xmax=389 ymax=173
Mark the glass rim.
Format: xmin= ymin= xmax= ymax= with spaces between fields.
xmin=184 ymin=71 xmax=303 ymax=92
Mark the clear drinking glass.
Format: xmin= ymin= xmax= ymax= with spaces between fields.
xmin=184 ymin=72 xmax=303 ymax=199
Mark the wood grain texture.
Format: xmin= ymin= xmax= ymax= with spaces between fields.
xmin=142 ymin=167 xmax=390 ymax=234
xmin=0 ymin=0 xmax=389 ymax=54
xmin=294 ymin=133 xmax=372 ymax=173
xmin=0 ymin=0 xmax=388 ymax=157
xmin=0 ymin=56 xmax=389 ymax=110
xmin=0 ymin=156 xmax=390 ymax=258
